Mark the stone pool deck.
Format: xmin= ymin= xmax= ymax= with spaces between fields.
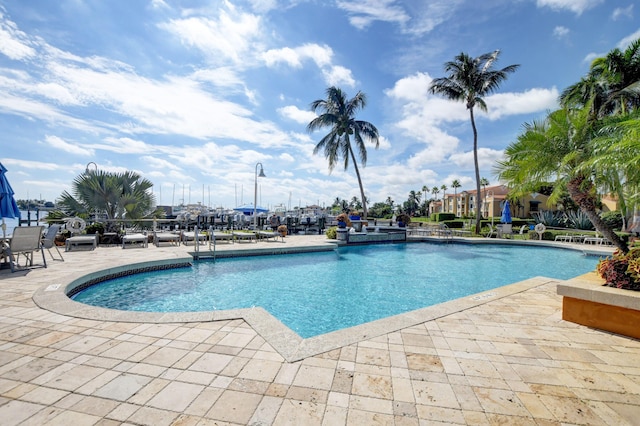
xmin=0 ymin=235 xmax=639 ymax=425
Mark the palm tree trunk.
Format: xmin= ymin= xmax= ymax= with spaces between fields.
xmin=470 ymin=108 xmax=482 ymax=234
xmin=348 ymin=144 xmax=368 ymax=220
xmin=567 ymin=175 xmax=628 ymax=253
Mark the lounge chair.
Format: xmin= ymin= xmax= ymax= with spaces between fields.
xmin=3 ymin=226 xmax=46 ymax=272
xmin=181 ymin=231 xmax=208 ymax=246
xmin=257 ymin=230 xmax=284 ymax=242
xmin=65 ymin=235 xmax=98 ymax=251
xmin=211 ymin=231 xmax=234 ymax=244
xmin=122 ymin=232 xmax=148 ymax=249
xmin=153 ymin=231 xmax=181 ymax=247
xmin=42 ymin=224 xmax=64 ymax=261
xmin=513 ymin=225 xmax=529 ymax=240
xmin=233 ymin=231 xmax=257 ymax=243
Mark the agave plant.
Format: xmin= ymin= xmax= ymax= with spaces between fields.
xmin=564 ymin=210 xmax=595 ymax=230
xmin=532 ymin=210 xmax=564 ymax=227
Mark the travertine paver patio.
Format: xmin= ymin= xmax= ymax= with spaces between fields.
xmin=0 ymin=234 xmax=639 ymax=425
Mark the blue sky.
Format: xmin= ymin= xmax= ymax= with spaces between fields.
xmin=0 ymin=0 xmax=638 ymax=211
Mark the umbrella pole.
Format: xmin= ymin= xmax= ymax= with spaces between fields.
xmin=1 ymin=218 xmax=5 ymax=240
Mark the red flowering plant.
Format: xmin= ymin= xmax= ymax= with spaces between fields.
xmin=596 ymin=248 xmax=640 ymax=291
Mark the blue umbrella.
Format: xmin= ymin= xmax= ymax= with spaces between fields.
xmin=233 ymin=204 xmax=269 ymax=215
xmin=500 ymin=200 xmax=512 ymax=224
xmin=1 ymin=162 xmax=21 ymax=239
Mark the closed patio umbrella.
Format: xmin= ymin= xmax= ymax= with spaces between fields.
xmin=500 ymin=200 xmax=512 ymax=224
xmin=0 ymin=162 xmax=21 ymax=239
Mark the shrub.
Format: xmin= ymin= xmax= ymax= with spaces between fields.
xmin=85 ymin=222 xmax=105 ymax=235
xmin=431 ymin=213 xmax=455 ymax=222
xmin=532 ymin=210 xmax=564 ymax=227
xmin=442 ymin=220 xmax=464 ymax=229
xmin=600 ymin=211 xmax=623 ymax=231
xmin=597 ymin=248 xmax=640 ymax=291
xmin=397 ymin=213 xmax=411 ymax=226
xmin=325 ymin=226 xmax=337 ymax=239
xmin=564 ymin=210 xmax=594 ymax=230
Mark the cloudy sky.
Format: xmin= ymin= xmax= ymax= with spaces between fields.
xmin=0 ymin=0 xmax=638 ymax=211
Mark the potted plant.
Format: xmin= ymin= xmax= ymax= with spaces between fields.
xmin=397 ymin=213 xmax=411 ymax=228
xmin=54 ymin=229 xmax=71 ymax=246
xmin=336 ymin=213 xmax=352 ymax=229
xmin=277 ymin=224 xmax=288 ymax=237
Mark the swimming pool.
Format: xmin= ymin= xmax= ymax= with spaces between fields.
xmin=71 ymin=242 xmax=599 ymax=338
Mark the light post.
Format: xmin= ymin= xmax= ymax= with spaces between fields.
xmin=85 ymin=162 xmax=97 ymax=174
xmin=85 ymin=162 xmax=99 ymax=222
xmin=254 ymin=162 xmax=266 ymax=228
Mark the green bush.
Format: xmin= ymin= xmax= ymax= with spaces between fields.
xmin=442 ymin=220 xmax=464 ymax=229
xmin=601 ymin=211 xmax=623 ymax=231
xmin=565 ymin=210 xmax=594 ymax=230
xmin=325 ymin=226 xmax=337 ymax=239
xmin=431 ymin=213 xmax=455 ymax=222
xmin=85 ymin=222 xmax=105 ymax=235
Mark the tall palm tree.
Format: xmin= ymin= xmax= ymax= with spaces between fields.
xmin=451 ymin=179 xmax=461 ymax=216
xmin=422 ymin=185 xmax=428 ymax=216
xmin=480 ymin=177 xmax=489 ymax=218
xmin=440 ymin=184 xmax=448 ymax=212
xmin=495 ymin=105 xmax=628 ymax=253
xmin=430 ymin=50 xmax=519 ymax=234
xmin=406 ymin=190 xmax=421 ymax=215
xmin=431 ymin=186 xmax=440 ymax=213
xmin=307 ymin=86 xmax=380 ymax=219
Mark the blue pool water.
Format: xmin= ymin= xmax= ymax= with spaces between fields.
xmin=72 ymin=243 xmax=599 ymax=338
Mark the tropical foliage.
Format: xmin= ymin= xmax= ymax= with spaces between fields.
xmin=564 ymin=210 xmax=594 ymax=230
xmin=429 ymin=50 xmax=519 ymax=234
xmin=597 ymin=248 xmax=640 ymax=291
xmin=307 ymin=86 xmax=380 ymax=219
xmin=497 ymin=38 xmax=640 ymax=253
xmin=55 ymin=169 xmax=158 ymax=231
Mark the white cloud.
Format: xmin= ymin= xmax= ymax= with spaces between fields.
xmin=403 ymin=1 xmax=465 ymax=36
xmin=553 ymin=26 xmax=569 ymax=39
xmin=149 ymin=0 xmax=170 ymax=10
xmin=323 ymin=65 xmax=356 ymax=87
xmin=263 ymin=44 xmax=334 ymax=68
xmin=385 ymin=74 xmax=557 ymax=173
xmin=336 ymin=0 xmax=409 ymax=30
xmin=481 ymin=88 xmax=560 ymax=120
xmin=0 ymin=11 xmax=37 ymax=60
xmin=618 ymin=29 xmax=640 ymax=49
xmin=278 ymin=105 xmax=316 ymax=124
xmin=335 ymin=0 xmax=463 ymax=36
xmin=141 ymin=156 xmax=183 ymax=171
xmin=612 ymin=5 xmax=633 ymax=20
xmin=263 ymin=43 xmax=354 ymax=87
xmin=449 ymin=147 xmax=505 ymax=171
xmin=159 ymin=6 xmax=263 ymax=66
xmin=263 ymin=47 xmax=303 ymax=68
xmin=536 ymin=0 xmax=603 ymax=15
xmin=279 ymin=152 xmax=295 ymax=162
xmin=44 ymin=135 xmax=94 ymax=156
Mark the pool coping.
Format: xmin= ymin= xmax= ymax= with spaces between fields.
xmin=32 ymin=238 xmax=614 ymax=362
